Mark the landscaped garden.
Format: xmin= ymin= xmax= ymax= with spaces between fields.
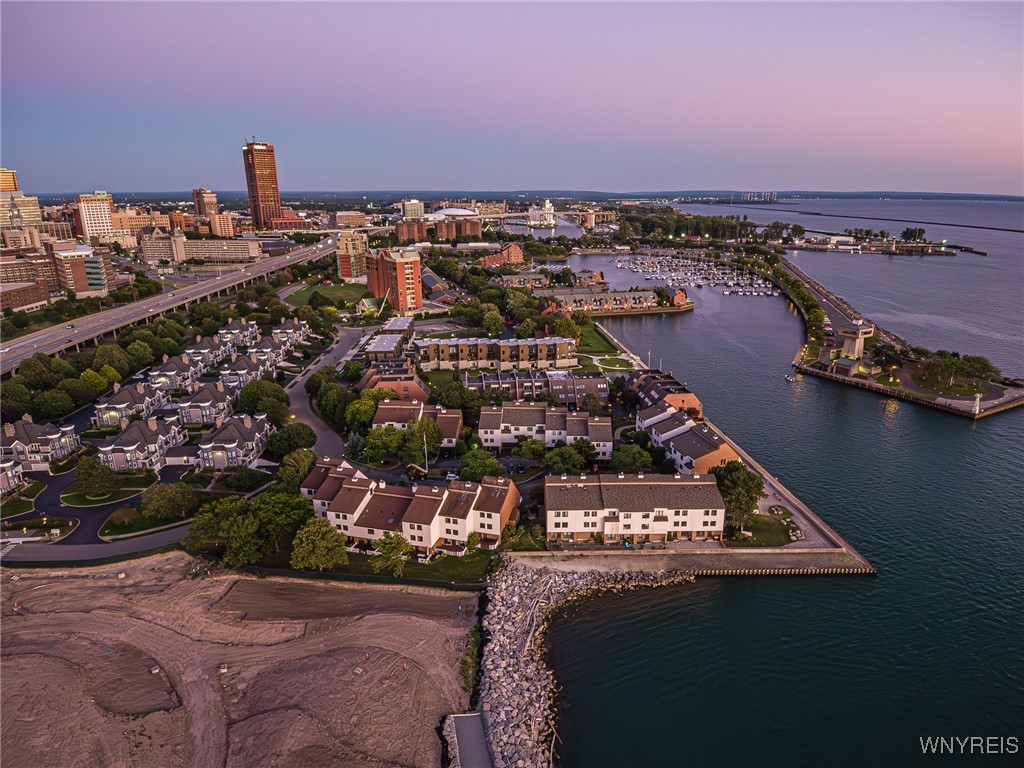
xmin=1 ymin=480 xmax=46 ymax=518
xmin=285 ymin=283 xmax=368 ymax=307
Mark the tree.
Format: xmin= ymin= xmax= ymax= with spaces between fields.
xmin=267 ymin=423 xmax=317 ymax=460
xmin=544 ymin=445 xmax=585 ymax=474
xmin=609 ymin=444 xmax=653 ymax=473
xmin=93 ymin=344 xmax=132 ymax=378
xmin=581 ymin=394 xmax=603 ymax=416
xmin=125 ymin=340 xmax=155 ymax=368
xmin=238 ymin=380 xmax=289 ymax=414
xmin=514 ymin=317 xmax=537 ymax=339
xmin=710 ymin=460 xmax=766 ymax=534
xmin=340 ymin=359 xmax=365 ymax=382
xmin=483 ymin=310 xmax=505 ymax=338
xmin=402 ymin=417 xmax=443 ymax=466
xmin=466 ymin=531 xmax=481 ymax=551
xmin=257 ymin=397 xmax=291 ymax=428
xmin=569 ymin=438 xmax=598 ymax=466
xmin=30 ymin=389 xmax=73 ymax=421
xmin=142 ymin=482 xmax=197 ymax=521
xmin=511 ymin=438 xmax=546 ymax=461
xmin=344 ymin=398 xmax=377 ymax=434
xmin=79 ymin=368 xmax=109 ymax=398
xmin=250 ymin=492 xmax=313 ymax=553
xmin=438 ymin=381 xmax=479 ymax=410
xmin=282 ymin=447 xmax=318 ymax=478
xmin=183 ymin=496 xmax=247 ymax=553
xmin=76 ymin=456 xmax=118 ymax=498
xmin=459 ymin=449 xmax=504 ymax=481
xmin=552 ymin=317 xmax=580 ymax=340
xmin=370 ymin=531 xmax=412 ymax=577
xmin=220 ymin=511 xmax=265 ymax=568
xmin=98 ymin=364 xmax=123 ymax=385
xmin=362 ymin=425 xmax=406 ymax=463
xmin=900 ymin=227 xmax=926 ymax=242
xmin=290 ymin=518 xmax=349 ymax=572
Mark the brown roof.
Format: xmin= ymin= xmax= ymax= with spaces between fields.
xmin=403 ymin=486 xmax=446 ymax=525
xmin=475 ymin=476 xmax=517 ymax=514
xmin=667 ymin=427 xmax=727 ymax=460
xmin=545 ymin=474 xmax=724 ymax=513
xmin=438 ymin=485 xmax=477 ymax=520
xmin=354 ymin=488 xmax=413 ymax=531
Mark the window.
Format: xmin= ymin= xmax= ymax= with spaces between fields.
xmin=641 ymin=524 xmax=650 ymax=530
xmin=334 ymin=513 xmax=341 ymax=520
xmin=367 ymin=528 xmax=375 ymax=535
xmin=642 ymin=513 xmax=650 ymax=519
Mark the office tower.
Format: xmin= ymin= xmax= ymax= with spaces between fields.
xmin=192 ymin=188 xmax=219 ymax=217
xmin=400 ymin=199 xmax=425 ymax=219
xmin=74 ymin=191 xmax=115 ymax=240
xmin=241 ymin=140 xmax=283 ymax=230
xmin=0 ymin=169 xmax=18 ymax=192
xmin=0 ymin=191 xmax=43 ymax=230
xmin=46 ymin=241 xmax=115 ymax=298
xmin=209 ymin=213 xmax=234 ymax=238
xmin=167 ymin=211 xmax=186 ymax=231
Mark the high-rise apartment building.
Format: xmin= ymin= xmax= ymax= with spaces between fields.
xmin=367 ymin=248 xmax=423 ymax=313
xmin=433 ymin=220 xmax=457 ymax=240
xmin=395 ymin=219 xmax=428 ymax=244
xmin=0 ymin=169 xmax=18 ymax=192
xmin=209 ymin=213 xmax=234 ymax=238
xmin=242 ymin=140 xmax=283 ymax=230
xmin=335 ymin=230 xmax=369 ymax=277
xmin=192 ymin=188 xmax=218 ymax=217
xmin=400 ymin=199 xmax=425 ymax=219
xmin=74 ymin=191 xmax=115 ymax=241
xmin=46 ymin=241 xmax=115 ymax=298
xmin=110 ymin=209 xmax=170 ymax=236
xmin=166 ymin=211 xmax=186 ymax=231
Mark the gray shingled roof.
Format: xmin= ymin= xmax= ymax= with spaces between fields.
xmin=545 ymin=475 xmax=724 ymax=513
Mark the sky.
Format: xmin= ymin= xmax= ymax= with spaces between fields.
xmin=2 ymin=1 xmax=1022 ymax=195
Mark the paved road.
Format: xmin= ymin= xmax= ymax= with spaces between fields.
xmin=0 ymin=236 xmax=336 ymax=375
xmin=1 ymin=525 xmax=186 ymax=564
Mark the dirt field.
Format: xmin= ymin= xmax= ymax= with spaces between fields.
xmin=1 ymin=553 xmax=478 ymax=768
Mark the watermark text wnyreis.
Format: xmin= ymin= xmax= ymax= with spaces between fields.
xmin=920 ymin=736 xmax=1019 ymax=755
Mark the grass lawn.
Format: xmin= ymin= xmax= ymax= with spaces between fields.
xmin=911 ymin=374 xmax=986 ymax=397
xmin=262 ymin=544 xmax=494 ymax=583
xmin=101 ymin=506 xmax=192 ymax=537
xmin=1 ymin=480 xmax=47 ymax=518
xmin=874 ymin=373 xmax=901 ymax=388
xmin=577 ymin=325 xmax=619 ymax=355
xmin=60 ymin=489 xmax=146 ymax=507
xmin=426 ymin=370 xmax=457 ymax=389
xmin=285 ymin=283 xmax=367 ymax=307
xmin=726 ymin=512 xmax=794 ymax=547
xmin=594 ymin=356 xmax=632 ymax=370
xmin=7 ymin=516 xmax=78 ymax=537
xmin=425 ymin=328 xmax=486 ymax=339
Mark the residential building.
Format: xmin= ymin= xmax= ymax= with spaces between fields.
xmin=242 ymin=140 xmax=283 ymax=230
xmin=477 ymin=242 xmax=524 ymax=269
xmin=538 ymin=287 xmax=660 ymax=313
xmin=364 ymin=334 xmax=406 ymax=362
xmin=176 ymin=381 xmax=234 ymax=425
xmin=455 ymin=218 xmax=483 ymax=238
xmin=462 ymin=370 xmax=610 ymax=407
xmin=1 ymin=416 xmax=80 ymax=471
xmin=413 ymin=336 xmax=577 ymax=372
xmin=371 ymin=402 xmax=464 ymax=451
xmin=46 ymin=241 xmax=115 ymax=298
xmin=400 ymin=199 xmax=425 ymax=219
xmin=421 ymin=267 xmax=450 ymax=296
xmin=664 ymin=424 xmax=739 ymax=476
xmin=302 ymin=457 xmax=520 ymax=555
xmin=198 ymin=414 xmax=273 ymax=470
xmin=0 ymin=280 xmax=50 ymax=313
xmin=2 ymin=227 xmax=43 ymax=249
xmin=149 ymin=354 xmax=204 ymax=391
xmin=184 ymin=335 xmax=233 ymax=370
xmin=477 ymin=403 xmax=612 ymax=458
xmin=433 ymin=219 xmax=456 ymax=240
xmin=247 ymin=336 xmax=291 ymax=368
xmin=192 ymin=188 xmax=218 ymax=217
xmin=366 ymin=248 xmax=423 ymax=313
xmin=356 ymin=359 xmax=431 ymax=402
xmin=333 ymin=211 xmax=368 ymax=228
xmin=110 ymin=208 xmax=170 ymax=236
xmin=623 ymin=369 xmax=704 ymax=420
xmin=74 ymin=191 xmax=115 ymax=241
xmin=219 ymin=353 xmax=273 ymax=391
xmin=381 ymin=316 xmax=414 ymax=336
xmin=93 ymin=382 xmax=170 ymax=427
xmin=335 ymin=230 xmax=369 ymax=277
xmin=0 ymin=252 xmax=59 ymax=293
xmin=217 ymin=317 xmax=261 ymax=348
xmin=0 ymin=459 xmax=24 ymax=495
xmin=139 ymin=228 xmax=263 ymax=269
xmin=395 ymin=219 xmax=428 ymax=245
xmin=545 ymin=473 xmax=726 ymax=544
xmin=208 ymin=212 xmax=234 ymax=238
xmin=97 ymin=417 xmax=186 ymax=471
xmin=272 ymin=318 xmax=311 ymax=345
xmin=494 ymin=272 xmax=550 ymax=291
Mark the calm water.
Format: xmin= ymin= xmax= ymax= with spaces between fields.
xmin=549 ymin=200 xmax=1024 ymax=767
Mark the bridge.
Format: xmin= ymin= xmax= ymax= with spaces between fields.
xmin=0 ymin=236 xmax=336 ymax=376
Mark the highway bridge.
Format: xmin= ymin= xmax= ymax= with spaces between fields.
xmin=0 ymin=236 xmax=336 ymax=376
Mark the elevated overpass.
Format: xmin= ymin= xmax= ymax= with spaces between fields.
xmin=0 ymin=236 xmax=336 ymax=376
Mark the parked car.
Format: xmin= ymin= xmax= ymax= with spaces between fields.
xmin=445 ymin=471 xmax=458 ymax=481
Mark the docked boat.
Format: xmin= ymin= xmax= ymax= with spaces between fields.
xmin=785 ymin=375 xmax=797 ymax=382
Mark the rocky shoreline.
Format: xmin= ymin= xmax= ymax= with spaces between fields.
xmin=475 ymin=556 xmax=696 ymax=767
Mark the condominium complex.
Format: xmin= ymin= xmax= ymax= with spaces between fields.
xmin=74 ymin=191 xmax=115 ymax=241
xmin=545 ymin=473 xmax=726 ymax=544
xmin=241 ymin=140 xmax=283 ymax=229
xmin=139 ymin=228 xmax=262 ymax=269
xmin=537 ymin=287 xmax=661 ymax=313
xmin=335 ymin=230 xmax=369 ymax=277
xmin=192 ymin=187 xmax=218 ymax=216
xmin=367 ymin=247 xmax=423 ymax=312
xmin=301 ymin=457 xmax=520 ymax=555
xmin=478 ymin=403 xmax=613 ymax=458
xmin=413 ymin=336 xmax=577 ymax=372
xmin=477 ymin=242 xmax=524 ymax=269
xmin=624 ymin=369 xmax=704 ymax=419
xmin=462 ymin=370 xmax=610 ymax=406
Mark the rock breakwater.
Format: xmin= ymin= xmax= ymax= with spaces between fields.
xmin=477 ymin=555 xmax=695 ymax=767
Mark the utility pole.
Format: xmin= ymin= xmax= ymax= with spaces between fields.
xmin=423 ymin=433 xmax=429 ymax=473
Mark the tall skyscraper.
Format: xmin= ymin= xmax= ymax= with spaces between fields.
xmin=0 ymin=169 xmax=19 ymax=192
xmin=192 ymin=187 xmax=218 ymax=217
xmin=74 ymin=191 xmax=115 ymax=241
xmin=241 ymin=140 xmax=283 ymax=230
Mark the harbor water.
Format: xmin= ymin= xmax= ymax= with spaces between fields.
xmin=548 ymin=200 xmax=1024 ymax=767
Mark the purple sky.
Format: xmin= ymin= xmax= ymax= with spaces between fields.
xmin=2 ymin=1 xmax=1022 ymax=194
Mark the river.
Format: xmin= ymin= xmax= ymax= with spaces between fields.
xmin=547 ymin=199 xmax=1024 ymax=767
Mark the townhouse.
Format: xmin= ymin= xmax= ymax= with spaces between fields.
xmin=413 ymin=336 xmax=577 ymax=372
xmin=0 ymin=458 xmax=24 ymax=494
xmin=538 ymin=287 xmax=659 ymax=313
xmin=462 ymin=370 xmax=609 ymax=407
xmin=623 ymin=369 xmax=704 ymax=419
xmin=93 ymin=382 xmax=170 ymax=427
xmin=0 ymin=415 xmax=80 ymax=472
xmin=271 ymin=318 xmax=311 ymax=345
xmin=198 ymin=414 xmax=274 ymax=470
xmin=184 ymin=335 xmax=232 ymax=370
xmin=217 ymin=318 xmax=261 ymax=348
xmin=247 ymin=336 xmax=292 ymax=368
xmin=219 ymin=353 xmax=274 ymax=391
xmin=356 ymin=359 xmax=431 ymax=402
xmin=371 ymin=401 xmax=464 ymax=452
xmin=302 ymin=458 xmax=520 ymax=556
xmin=545 ymin=473 xmax=726 ymax=544
xmin=176 ymin=381 xmax=234 ymax=425
xmin=665 ymin=424 xmax=739 ymax=476
xmin=149 ymin=354 xmax=204 ymax=392
xmin=477 ymin=403 xmax=613 ymax=459
xmin=96 ymin=417 xmax=186 ymax=471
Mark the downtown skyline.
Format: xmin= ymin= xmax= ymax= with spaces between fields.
xmin=2 ymin=1 xmax=1022 ymax=195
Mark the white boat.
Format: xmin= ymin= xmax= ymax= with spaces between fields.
xmin=785 ymin=374 xmax=796 ymax=382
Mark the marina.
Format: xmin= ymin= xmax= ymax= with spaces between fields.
xmin=615 ymin=252 xmax=782 ymax=295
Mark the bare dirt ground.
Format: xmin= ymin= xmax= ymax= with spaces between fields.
xmin=1 ymin=553 xmax=477 ymax=768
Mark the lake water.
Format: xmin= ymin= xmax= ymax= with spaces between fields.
xmin=548 ymin=200 xmax=1024 ymax=767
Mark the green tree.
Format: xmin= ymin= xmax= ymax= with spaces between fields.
xmin=710 ymin=460 xmax=766 ymax=533
xmin=362 ymin=425 xmax=406 ymax=463
xmin=142 ymin=482 xmax=197 ymax=520
xmin=183 ymin=496 xmax=247 ymax=553
xmin=79 ymin=368 xmax=110 ymax=398
xmin=220 ymin=511 xmax=265 ymax=567
xmin=282 ymin=447 xmax=318 ymax=478
xmin=30 ymin=389 xmax=74 ymax=421
xmin=250 ymin=492 xmax=313 ymax=553
xmin=514 ymin=317 xmax=537 ymax=339
xmin=344 ymin=398 xmax=378 ymax=434
xmin=438 ymin=381 xmax=479 ymax=410
xmin=76 ymin=456 xmax=118 ymax=498
xmin=581 ymin=394 xmax=603 ymax=416
xmin=609 ymin=444 xmax=653 ymax=473
xmin=340 ymin=359 xmax=365 ymax=382
xmin=125 ymin=340 xmax=155 ymax=368
xmin=238 ymin=380 xmax=289 ymax=414
xmin=466 ymin=531 xmax=481 ymax=551
xmin=93 ymin=344 xmax=132 ymax=378
xmin=511 ymin=438 xmax=546 ymax=461
xmin=98 ymin=364 xmax=123 ymax=385
xmin=402 ymin=417 xmax=443 ymax=466
xmin=290 ymin=517 xmax=349 ymax=572
xmin=570 ymin=438 xmax=598 ymax=466
xmin=482 ymin=310 xmax=505 ymax=338
xmin=257 ymin=397 xmax=291 ymax=428
xmin=552 ymin=316 xmax=580 ymax=340
xmin=544 ymin=445 xmax=585 ymax=474
xmin=459 ymin=449 xmax=504 ymax=481
xmin=370 ymin=531 xmax=412 ymax=577
xmin=267 ymin=423 xmax=317 ymax=460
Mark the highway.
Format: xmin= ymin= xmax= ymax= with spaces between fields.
xmin=0 ymin=236 xmax=335 ymax=376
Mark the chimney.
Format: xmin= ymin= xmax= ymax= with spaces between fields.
xmin=242 ymin=414 xmax=252 ymax=429
xmin=215 ymin=416 xmax=223 ymax=429
xmin=180 ymin=354 xmax=188 ymax=364
xmin=3 ymin=423 xmax=14 ymax=438
xmin=216 ymin=381 xmax=224 ymax=392
xmin=21 ymin=413 xmax=33 ymax=424
xmin=120 ymin=417 xmax=129 ymax=430
xmin=380 ymin=480 xmax=387 ymax=488
xmin=147 ymin=417 xmax=158 ymax=431
xmin=112 ymin=382 xmax=121 ymax=393
xmin=135 ymin=383 xmax=145 ymax=394
xmin=230 ymin=353 xmax=237 ymax=363
xmin=196 ymin=334 xmax=202 ymax=343
xmin=162 ymin=354 xmax=169 ymax=363
xmin=250 ymin=354 xmax=257 ymax=363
